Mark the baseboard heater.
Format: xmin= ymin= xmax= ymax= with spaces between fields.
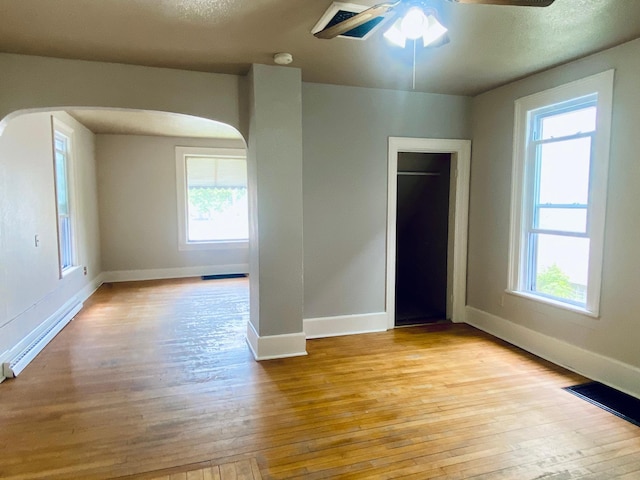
xmin=2 ymin=301 xmax=83 ymax=378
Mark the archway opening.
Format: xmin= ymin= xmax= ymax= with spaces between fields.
xmin=0 ymin=107 xmax=254 ymax=378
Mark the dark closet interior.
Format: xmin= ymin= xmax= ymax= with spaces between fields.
xmin=395 ymin=152 xmax=451 ymax=326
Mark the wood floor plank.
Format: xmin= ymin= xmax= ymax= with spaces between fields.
xmin=205 ymin=466 xmax=221 ymax=480
xmin=233 ymin=460 xmax=254 ymax=480
xmin=249 ymin=459 xmax=262 ymax=480
xmin=186 ymin=468 xmax=204 ymax=480
xmin=0 ymin=277 xmax=637 ymax=480
xmin=219 ymin=462 xmax=237 ymax=480
xmin=106 ymin=458 xmax=248 ymax=480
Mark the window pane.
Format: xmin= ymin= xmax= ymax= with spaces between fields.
xmin=540 ymin=106 xmax=596 ymax=140
xmin=186 ymin=156 xmax=246 ymax=188
xmin=55 ymin=153 xmax=69 ymax=215
xmin=59 ymin=215 xmax=72 ymax=269
xmin=538 ymin=137 xmax=591 ymax=205
xmin=186 ymin=156 xmax=248 ymax=242
xmin=537 ymin=207 xmax=587 ymax=233
xmin=54 ymin=130 xmax=73 ymax=270
xmin=215 ymin=159 xmax=246 ymax=188
xmin=530 ymin=233 xmax=589 ymax=304
xmin=54 ymin=136 xmax=66 ymax=152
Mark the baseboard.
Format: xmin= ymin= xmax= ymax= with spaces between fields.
xmin=246 ymin=321 xmax=307 ymax=361
xmin=1 ymin=274 xmax=103 ymax=381
xmin=81 ymin=272 xmax=105 ymax=300
xmin=304 ymin=312 xmax=388 ymax=339
xmin=102 ymin=264 xmax=249 ymax=283
xmin=2 ymin=301 xmax=83 ymax=378
xmin=465 ymin=306 xmax=640 ymax=400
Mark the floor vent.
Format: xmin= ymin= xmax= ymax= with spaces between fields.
xmin=202 ymin=273 xmax=247 ymax=281
xmin=2 ymin=301 xmax=82 ymax=378
xmin=311 ymin=1 xmax=386 ymax=40
xmin=565 ymin=381 xmax=640 ymax=427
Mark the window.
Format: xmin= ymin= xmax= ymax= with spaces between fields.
xmin=52 ymin=119 xmax=76 ymax=275
xmin=509 ymin=70 xmax=614 ymax=315
xmin=176 ymin=147 xmax=248 ymax=250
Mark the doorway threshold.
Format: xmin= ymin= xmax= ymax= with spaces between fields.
xmin=394 ymin=318 xmax=451 ymax=328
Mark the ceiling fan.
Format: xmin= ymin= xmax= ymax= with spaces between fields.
xmin=314 ymin=0 xmax=556 ymax=45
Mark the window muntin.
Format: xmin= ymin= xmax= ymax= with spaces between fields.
xmin=175 ymin=147 xmax=248 ymax=250
xmin=52 ymin=124 xmax=75 ymax=273
xmin=509 ymin=70 xmax=614 ymax=316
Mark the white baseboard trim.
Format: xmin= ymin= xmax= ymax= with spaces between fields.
xmin=1 ymin=274 xmax=103 ymax=380
xmin=2 ymin=300 xmax=83 ymax=378
xmin=82 ymin=272 xmax=105 ymax=300
xmin=246 ymin=321 xmax=307 ymax=361
xmin=465 ymin=306 xmax=640 ymax=399
xmin=304 ymin=312 xmax=388 ymax=339
xmin=102 ymin=264 xmax=249 ymax=283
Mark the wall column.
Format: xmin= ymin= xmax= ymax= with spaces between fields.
xmin=245 ymin=64 xmax=305 ymax=359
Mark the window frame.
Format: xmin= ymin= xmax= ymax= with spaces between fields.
xmin=508 ymin=70 xmax=615 ymax=317
xmin=175 ymin=146 xmax=249 ymax=251
xmin=51 ymin=117 xmax=78 ymax=277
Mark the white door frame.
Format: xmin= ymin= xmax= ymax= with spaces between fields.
xmin=387 ymin=137 xmax=471 ymax=329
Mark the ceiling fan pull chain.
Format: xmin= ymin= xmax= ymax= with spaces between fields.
xmin=412 ymin=39 xmax=417 ymax=90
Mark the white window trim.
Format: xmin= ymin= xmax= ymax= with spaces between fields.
xmin=175 ymin=146 xmax=249 ymax=251
xmin=51 ymin=117 xmax=78 ymax=278
xmin=508 ymin=70 xmax=615 ymax=317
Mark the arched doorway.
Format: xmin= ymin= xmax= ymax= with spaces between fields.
xmin=0 ymin=107 xmax=251 ymax=378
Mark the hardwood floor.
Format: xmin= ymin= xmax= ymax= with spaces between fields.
xmin=135 ymin=458 xmax=262 ymax=480
xmin=0 ymin=278 xmax=638 ymax=479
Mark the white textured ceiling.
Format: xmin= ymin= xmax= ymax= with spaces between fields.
xmin=67 ymin=109 xmax=243 ymax=139
xmin=1 ymin=0 xmax=640 ymax=96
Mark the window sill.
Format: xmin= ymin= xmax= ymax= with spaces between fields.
xmin=61 ymin=265 xmax=82 ymax=279
xmin=505 ymin=289 xmax=599 ymax=319
xmin=178 ymin=240 xmax=249 ymax=252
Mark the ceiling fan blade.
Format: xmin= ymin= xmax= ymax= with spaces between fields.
xmin=314 ymin=1 xmax=401 ymax=39
xmin=449 ymin=0 xmax=555 ymax=6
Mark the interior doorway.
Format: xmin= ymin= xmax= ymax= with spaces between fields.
xmin=386 ymin=137 xmax=471 ymax=330
xmin=395 ymin=152 xmax=452 ymax=326
xmin=0 ymin=107 xmax=252 ymax=378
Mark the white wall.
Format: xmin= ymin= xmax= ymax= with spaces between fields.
xmin=0 ymin=53 xmax=242 ymax=135
xmin=468 ymin=38 xmax=640 ymax=393
xmin=302 ymin=83 xmax=472 ymax=320
xmin=96 ymin=134 xmax=248 ymax=279
xmin=0 ymin=111 xmax=101 ymax=359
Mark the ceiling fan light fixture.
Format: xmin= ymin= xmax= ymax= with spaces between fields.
xmin=422 ymin=14 xmax=448 ymax=47
xmin=384 ymin=4 xmax=448 ymax=49
xmin=400 ymin=7 xmax=427 ymax=39
xmin=383 ymin=19 xmax=407 ymax=47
